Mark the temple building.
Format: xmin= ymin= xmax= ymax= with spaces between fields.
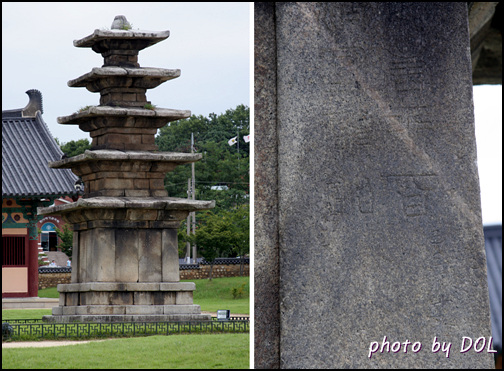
xmin=2 ymin=90 xmax=78 ymax=297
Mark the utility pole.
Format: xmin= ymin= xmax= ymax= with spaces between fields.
xmin=191 ymin=132 xmax=197 ymax=264
xmin=185 ymin=178 xmax=191 ymax=264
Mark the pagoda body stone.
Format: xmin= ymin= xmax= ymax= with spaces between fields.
xmin=39 ymin=17 xmax=214 ymax=323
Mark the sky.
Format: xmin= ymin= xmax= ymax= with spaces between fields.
xmin=2 ymin=2 xmax=250 ymax=143
xmin=473 ymin=85 xmax=502 ymax=226
xmin=2 ymin=3 xmax=501 ymax=225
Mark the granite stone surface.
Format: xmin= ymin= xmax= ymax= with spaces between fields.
xmin=255 ymin=2 xmax=494 ymax=368
xmin=254 ymin=2 xmax=280 ymax=369
xmin=42 ymin=313 xmax=211 ymax=323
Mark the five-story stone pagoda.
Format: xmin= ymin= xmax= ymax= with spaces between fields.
xmin=40 ymin=16 xmax=214 ymax=323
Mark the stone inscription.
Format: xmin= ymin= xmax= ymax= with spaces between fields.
xmin=356 ymin=177 xmax=374 ymax=214
xmin=389 ymin=56 xmax=428 ymax=109
xmin=384 ymin=174 xmax=438 ymax=217
xmin=319 ymin=173 xmax=438 ymax=219
xmin=318 ymin=175 xmax=375 ymax=217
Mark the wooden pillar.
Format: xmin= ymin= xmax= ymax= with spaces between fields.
xmin=27 ymin=220 xmax=39 ymax=297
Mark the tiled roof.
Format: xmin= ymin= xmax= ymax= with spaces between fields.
xmin=2 ymin=91 xmax=78 ymax=198
xmin=484 ymin=225 xmax=502 ymax=350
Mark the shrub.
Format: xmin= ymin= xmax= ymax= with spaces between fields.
xmin=231 ymin=282 xmax=247 ymax=299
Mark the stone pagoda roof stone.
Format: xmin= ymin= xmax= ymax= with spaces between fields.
xmin=57 ymin=106 xmax=191 ymax=128
xmin=74 ymin=29 xmax=170 ymax=52
xmin=48 ymin=149 xmax=202 ymax=169
xmin=68 ymin=67 xmax=181 ymax=91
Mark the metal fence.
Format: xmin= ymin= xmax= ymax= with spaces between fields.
xmin=3 ymin=317 xmax=249 ymax=324
xmin=2 ymin=318 xmax=249 ymax=340
xmin=39 ymin=258 xmax=250 ymax=273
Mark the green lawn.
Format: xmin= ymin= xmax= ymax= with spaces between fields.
xmin=38 ymin=286 xmax=59 ymax=298
xmin=2 ymin=334 xmax=250 ymax=369
xmin=2 ymin=308 xmax=52 ymax=320
xmin=184 ymin=277 xmax=250 ymax=314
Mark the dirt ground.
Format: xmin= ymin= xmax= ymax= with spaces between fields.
xmin=2 ymin=339 xmax=107 ymax=348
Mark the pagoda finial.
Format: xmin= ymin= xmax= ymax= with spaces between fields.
xmin=111 ymin=15 xmax=131 ymax=30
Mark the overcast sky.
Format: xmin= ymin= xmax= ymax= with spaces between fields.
xmin=2 ymin=3 xmax=501 ymax=225
xmin=2 ymin=2 xmax=250 ymax=143
xmin=473 ymin=85 xmax=502 ymax=226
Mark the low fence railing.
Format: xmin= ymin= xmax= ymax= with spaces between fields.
xmin=38 ymin=267 xmax=72 ymax=273
xmin=3 ymin=317 xmax=249 ymax=324
xmin=2 ymin=318 xmax=249 ymax=341
xmin=39 ymin=258 xmax=250 ymax=273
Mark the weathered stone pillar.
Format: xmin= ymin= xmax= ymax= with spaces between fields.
xmin=255 ymin=3 xmax=494 ymax=368
xmin=254 ymin=2 xmax=280 ymax=369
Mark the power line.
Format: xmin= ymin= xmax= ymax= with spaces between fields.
xmin=166 ymin=181 xmax=250 ymax=187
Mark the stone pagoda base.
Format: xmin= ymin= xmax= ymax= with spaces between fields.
xmin=38 ymin=198 xmax=214 ymax=324
xmin=42 ymin=282 xmax=211 ymax=323
xmin=42 ymin=314 xmax=211 ymax=323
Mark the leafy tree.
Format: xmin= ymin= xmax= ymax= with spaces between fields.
xmin=156 ymin=105 xmax=249 ymax=154
xmin=156 ymin=105 xmax=250 ymax=199
xmin=198 ymin=188 xmax=249 ymax=214
xmin=38 ymin=251 xmax=49 ymax=266
xmin=158 ymin=105 xmax=250 ymax=263
xmin=54 ymin=224 xmax=73 ymax=258
xmin=58 ymin=138 xmax=91 ymax=157
xmin=228 ymin=204 xmax=250 ymax=276
xmin=187 ymin=211 xmax=229 ymax=280
xmin=187 ymin=205 xmax=249 ymax=279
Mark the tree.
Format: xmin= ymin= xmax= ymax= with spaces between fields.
xmin=188 ymin=211 xmax=229 ymax=280
xmin=58 ymin=138 xmax=91 ymax=157
xmin=156 ymin=105 xmax=250 ymax=199
xmin=189 ymin=205 xmax=250 ymax=279
xmin=228 ymin=204 xmax=250 ymax=276
xmin=198 ymin=188 xmax=249 ymax=214
xmin=54 ymin=224 xmax=73 ymax=259
xmin=157 ymin=105 xmax=250 ymax=264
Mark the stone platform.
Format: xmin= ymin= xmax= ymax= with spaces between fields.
xmin=42 ymin=282 xmax=210 ymax=322
xmin=56 ymin=282 xmax=197 ymax=306
xmin=42 ymin=313 xmax=211 ymax=323
xmin=2 ymin=297 xmax=59 ymax=309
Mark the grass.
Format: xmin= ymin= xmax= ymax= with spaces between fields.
xmin=186 ymin=276 xmax=250 ymax=315
xmin=76 ymin=105 xmax=93 ymax=113
xmin=2 ymin=309 xmax=51 ymax=320
xmin=2 ymin=333 xmax=249 ymax=369
xmin=143 ymin=103 xmax=157 ymax=110
xmin=38 ymin=286 xmax=59 ymax=298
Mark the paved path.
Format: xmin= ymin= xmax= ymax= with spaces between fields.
xmin=2 ymin=297 xmax=58 ymax=309
xmin=201 ymin=311 xmax=249 ymax=318
xmin=3 ymin=339 xmax=107 ymax=348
